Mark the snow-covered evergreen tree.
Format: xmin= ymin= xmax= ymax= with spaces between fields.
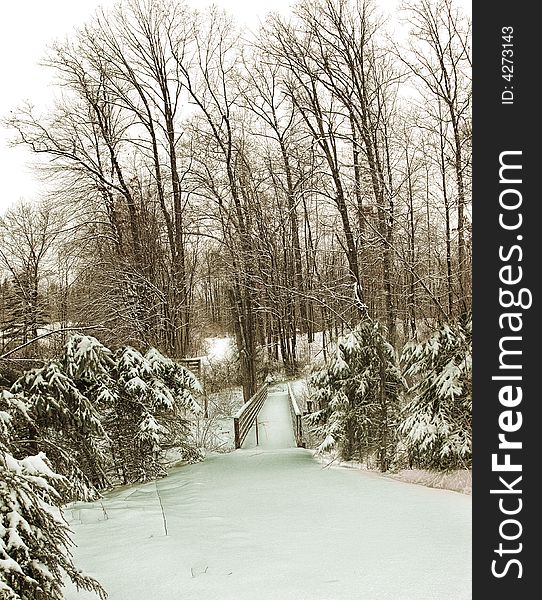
xmin=308 ymin=321 xmax=405 ymax=470
xmin=104 ymin=346 xmax=202 ymax=483
xmin=144 ymin=348 xmax=203 ymax=462
xmin=6 ymin=335 xmax=203 ymax=491
xmin=60 ymin=335 xmax=114 ymax=383
xmin=1 ymin=336 xmax=202 ymax=598
xmin=10 ymin=347 xmax=109 ymax=500
xmin=399 ymin=315 xmax=472 ymax=470
xmin=0 ymin=391 xmax=106 ymax=600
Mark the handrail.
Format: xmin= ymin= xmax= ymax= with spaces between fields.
xmin=233 ymin=383 xmax=268 ymax=449
xmin=287 ymin=383 xmax=304 ymax=448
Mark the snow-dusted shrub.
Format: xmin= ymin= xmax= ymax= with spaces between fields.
xmin=308 ymin=320 xmax=405 ymax=471
xmin=399 ymin=315 xmax=472 ymax=470
xmin=0 ymin=392 xmax=106 ymax=600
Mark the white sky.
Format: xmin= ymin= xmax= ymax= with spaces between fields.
xmin=0 ymin=0 xmax=468 ymax=216
xmin=0 ymin=0 xmax=301 ymax=215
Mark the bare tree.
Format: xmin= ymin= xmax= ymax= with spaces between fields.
xmin=3 ymin=0 xmax=471 ymax=379
xmin=0 ymin=201 xmax=61 ymax=351
xmin=400 ymin=0 xmax=471 ymax=314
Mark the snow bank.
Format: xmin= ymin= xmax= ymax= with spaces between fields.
xmin=316 ymin=453 xmax=472 ymax=495
xmin=389 ymin=468 xmax=472 ymax=495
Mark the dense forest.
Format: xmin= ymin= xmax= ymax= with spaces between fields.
xmin=1 ymin=0 xmax=470 ymax=379
xmin=0 ymin=0 xmax=471 ymax=597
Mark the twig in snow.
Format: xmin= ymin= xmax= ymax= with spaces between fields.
xmin=321 ymin=454 xmax=340 ymax=469
xmin=155 ymin=482 xmax=168 ymax=536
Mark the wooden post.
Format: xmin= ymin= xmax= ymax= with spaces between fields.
xmin=234 ymin=417 xmax=240 ymax=449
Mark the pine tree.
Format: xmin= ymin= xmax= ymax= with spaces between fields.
xmin=308 ymin=320 xmax=405 ymax=470
xmin=10 ymin=352 xmax=108 ymax=500
xmin=104 ymin=346 xmax=202 ymax=483
xmin=144 ymin=348 xmax=204 ymax=462
xmin=7 ymin=335 xmax=203 ymax=492
xmin=399 ymin=315 xmax=472 ymax=470
xmin=0 ymin=390 xmax=106 ymax=600
xmin=60 ymin=335 xmax=114 ymax=383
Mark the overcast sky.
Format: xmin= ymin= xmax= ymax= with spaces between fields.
xmin=0 ymin=0 xmax=468 ymax=216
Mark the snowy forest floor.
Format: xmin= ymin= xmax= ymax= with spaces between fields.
xmin=64 ymin=390 xmax=471 ymax=600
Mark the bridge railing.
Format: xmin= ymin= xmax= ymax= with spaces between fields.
xmin=233 ymin=383 xmax=268 ymax=449
xmin=287 ymin=383 xmax=305 ymax=448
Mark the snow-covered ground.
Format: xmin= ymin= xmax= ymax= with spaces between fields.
xmin=64 ymin=390 xmax=471 ymax=600
xmin=390 ymin=468 xmax=472 ymax=495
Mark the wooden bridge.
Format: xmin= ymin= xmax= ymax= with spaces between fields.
xmin=233 ymin=383 xmax=305 ymax=450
